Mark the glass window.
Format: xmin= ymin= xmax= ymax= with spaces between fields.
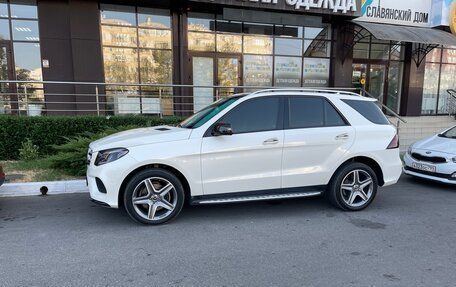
xmin=13 ymin=42 xmax=42 ymax=81
xmin=390 ymin=44 xmax=404 ymax=61
xmin=274 ymin=56 xmax=302 ymax=87
xmin=442 ymin=49 xmax=456 ymax=64
xmin=305 ymin=26 xmax=329 ymax=40
xmin=437 ymin=64 xmax=456 ymax=113
xmin=243 ymin=55 xmax=273 ymax=87
xmin=304 ymin=40 xmax=330 ymax=57
xmin=102 ymin=47 xmax=139 ymax=83
xmin=217 ymin=34 xmax=242 ymax=53
xmin=274 ymin=38 xmax=302 ymax=56
xmin=188 ymin=32 xmax=215 ymax=51
xmin=275 ymin=25 xmax=302 ymax=38
xmin=216 ymin=20 xmax=242 ymax=33
xmin=243 ymin=23 xmax=273 ymax=35
xmin=303 ymin=58 xmax=330 ymax=87
xmin=426 ymin=48 xmax=441 ymax=63
xmin=370 ymin=43 xmax=389 ymax=60
xmin=387 ymin=61 xmax=403 ymax=113
xmin=188 ymin=13 xmax=214 ymax=32
xmin=243 ymin=35 xmax=272 ymax=54
xmin=10 ymin=0 xmax=37 ymax=19
xmin=11 ymin=19 xmax=39 ymax=41
xmin=289 ymin=97 xmax=324 ymax=128
xmin=100 ymin=5 xmax=136 ymax=26
xmin=138 ymin=8 xmax=170 ymax=28
xmin=139 ymin=49 xmax=172 ymax=84
xmin=422 ymin=63 xmax=440 ymax=114
xmin=325 ymin=101 xmax=347 ymax=126
xmin=0 ymin=19 xmax=10 ymax=40
xmin=353 ymin=42 xmax=369 ymax=59
xmin=101 ymin=25 xmax=137 ymax=47
xmin=138 ymin=29 xmax=171 ymax=49
xmin=342 ymin=99 xmax=390 ymax=125
xmin=0 ymin=1 xmax=8 ymax=17
xmin=221 ymin=97 xmax=280 ymax=134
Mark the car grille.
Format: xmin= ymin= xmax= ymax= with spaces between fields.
xmin=411 ymin=152 xmax=447 ymax=164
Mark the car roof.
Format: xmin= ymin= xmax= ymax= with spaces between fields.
xmin=230 ymin=89 xmax=377 ymax=102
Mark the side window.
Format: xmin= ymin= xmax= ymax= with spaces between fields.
xmin=324 ymin=100 xmax=347 ymax=126
xmin=289 ymin=97 xmax=324 ymax=128
xmin=220 ymin=97 xmax=281 ymax=134
xmin=342 ymin=99 xmax=390 ymax=125
xmin=288 ymin=97 xmax=347 ymax=129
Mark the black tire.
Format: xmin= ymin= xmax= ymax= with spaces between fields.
xmin=327 ymin=162 xmax=378 ymax=211
xmin=124 ymin=168 xmax=185 ymax=225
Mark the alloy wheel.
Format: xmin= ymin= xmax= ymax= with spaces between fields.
xmin=340 ymin=169 xmax=374 ymax=208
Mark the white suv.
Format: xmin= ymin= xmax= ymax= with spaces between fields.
xmin=87 ymin=89 xmax=402 ymax=224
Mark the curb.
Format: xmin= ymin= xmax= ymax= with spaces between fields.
xmin=0 ymin=180 xmax=88 ymax=197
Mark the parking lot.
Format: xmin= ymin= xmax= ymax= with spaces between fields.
xmin=0 ymin=176 xmax=455 ymax=287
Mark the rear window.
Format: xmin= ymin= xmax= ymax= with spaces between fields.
xmin=342 ymin=99 xmax=390 ymax=125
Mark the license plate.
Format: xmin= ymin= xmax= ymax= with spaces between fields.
xmin=412 ymin=162 xmax=436 ymax=173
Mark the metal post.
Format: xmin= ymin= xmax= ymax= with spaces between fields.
xmin=95 ymin=85 xmax=100 ymax=116
xmin=159 ymin=88 xmax=162 ymax=118
xmin=24 ymin=85 xmax=28 ymax=116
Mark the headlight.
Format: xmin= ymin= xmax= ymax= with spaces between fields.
xmin=407 ymin=145 xmax=413 ymax=155
xmin=95 ymin=148 xmax=129 ymax=166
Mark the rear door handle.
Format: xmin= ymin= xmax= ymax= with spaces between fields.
xmin=335 ymin=133 xmax=349 ymax=140
xmin=263 ymin=138 xmax=279 ymax=145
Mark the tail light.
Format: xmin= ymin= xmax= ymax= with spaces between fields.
xmin=387 ymin=134 xmax=399 ymax=149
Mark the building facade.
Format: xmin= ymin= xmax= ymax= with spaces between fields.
xmin=0 ymin=0 xmax=455 ymax=117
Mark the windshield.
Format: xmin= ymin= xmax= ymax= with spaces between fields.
xmin=179 ymin=96 xmax=241 ymax=129
xmin=440 ymin=126 xmax=456 ymax=139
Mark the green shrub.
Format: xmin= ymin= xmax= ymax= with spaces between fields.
xmin=49 ymin=126 xmax=135 ymax=176
xmin=18 ymin=138 xmax=40 ymax=161
xmin=0 ymin=115 xmax=184 ymax=160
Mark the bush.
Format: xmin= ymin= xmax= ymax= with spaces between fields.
xmin=18 ymin=138 xmax=40 ymax=161
xmin=49 ymin=126 xmax=135 ymax=176
xmin=0 ymin=115 xmax=184 ymax=160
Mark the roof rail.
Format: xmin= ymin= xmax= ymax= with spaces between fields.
xmin=249 ymin=88 xmax=361 ymax=97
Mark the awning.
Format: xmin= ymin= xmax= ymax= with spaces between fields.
xmin=351 ymin=21 xmax=456 ymax=47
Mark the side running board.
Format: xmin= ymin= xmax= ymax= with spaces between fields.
xmin=191 ymin=191 xmax=323 ymax=205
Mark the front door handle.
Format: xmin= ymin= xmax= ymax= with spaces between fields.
xmin=263 ymin=138 xmax=279 ymax=145
xmin=335 ymin=133 xmax=349 ymax=140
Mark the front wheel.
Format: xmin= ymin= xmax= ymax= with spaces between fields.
xmin=124 ymin=168 xmax=185 ymax=225
xmin=327 ymin=162 xmax=378 ymax=211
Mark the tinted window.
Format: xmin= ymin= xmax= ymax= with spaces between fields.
xmin=324 ymin=100 xmax=347 ymax=126
xmin=342 ymin=99 xmax=390 ymax=125
xmin=221 ymin=97 xmax=280 ymax=134
xmin=289 ymin=97 xmax=324 ymax=128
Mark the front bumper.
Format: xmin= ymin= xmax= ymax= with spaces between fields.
xmin=403 ymin=153 xmax=456 ymax=185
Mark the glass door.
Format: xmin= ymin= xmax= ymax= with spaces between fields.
xmin=368 ymin=64 xmax=386 ymax=103
xmin=0 ymin=43 xmax=13 ymax=114
xmin=192 ymin=56 xmax=214 ymax=112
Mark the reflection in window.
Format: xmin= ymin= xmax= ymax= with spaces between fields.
xmin=10 ymin=0 xmax=37 ymax=19
xmin=188 ymin=13 xmax=214 ymax=32
xmin=274 ymin=26 xmax=302 ymax=38
xmin=390 ymin=43 xmax=404 ymax=61
xmin=12 ymin=19 xmax=39 ymax=41
xmin=13 ymin=42 xmax=42 ymax=81
xmin=217 ymin=34 xmax=242 ymax=53
xmin=442 ymin=49 xmax=456 ymax=64
xmin=304 ymin=40 xmax=330 ymax=57
xmin=305 ymin=26 xmax=329 ymax=40
xmin=0 ymin=1 xmax=8 ymax=17
xmin=0 ymin=19 xmax=10 ymax=40
xmin=353 ymin=42 xmax=369 ymax=59
xmin=426 ymin=48 xmax=441 ymax=62
xmin=243 ymin=55 xmax=273 ymax=87
xmin=103 ymin=47 xmax=139 ymax=83
xmin=370 ymin=43 xmax=389 ymax=60
xmin=188 ymin=32 xmax=215 ymax=51
xmin=438 ymin=64 xmax=456 ymax=113
xmin=422 ymin=63 xmax=440 ymax=114
xmin=244 ymin=35 xmax=272 ymax=54
xmin=138 ymin=8 xmax=170 ymax=28
xmin=139 ymin=29 xmax=171 ymax=49
xmin=139 ymin=49 xmax=172 ymax=84
xmin=100 ymin=5 xmax=136 ymax=26
xmin=274 ymin=56 xmax=301 ymax=87
xmin=101 ymin=25 xmax=137 ymax=47
xmin=243 ymin=23 xmax=273 ymax=35
xmin=387 ymin=62 xmax=403 ymax=113
xmin=275 ymin=38 xmax=302 ymax=56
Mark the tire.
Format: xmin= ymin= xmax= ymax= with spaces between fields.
xmin=327 ymin=162 xmax=378 ymax=211
xmin=123 ymin=168 xmax=185 ymax=225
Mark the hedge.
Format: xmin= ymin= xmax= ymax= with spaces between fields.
xmin=0 ymin=115 xmax=185 ymax=160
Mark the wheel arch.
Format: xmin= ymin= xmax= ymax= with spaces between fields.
xmin=118 ymin=163 xmax=192 ymax=208
xmin=332 ymin=156 xmax=385 ymax=186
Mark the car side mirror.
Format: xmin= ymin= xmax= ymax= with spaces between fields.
xmin=213 ymin=123 xmax=233 ymax=136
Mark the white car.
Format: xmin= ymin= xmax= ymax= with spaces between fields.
xmin=403 ymin=125 xmax=456 ymax=184
xmin=87 ymin=89 xmax=402 ymax=225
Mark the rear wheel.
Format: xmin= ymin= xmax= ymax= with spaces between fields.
xmin=124 ymin=168 xmax=185 ymax=225
xmin=327 ymin=162 xmax=378 ymax=211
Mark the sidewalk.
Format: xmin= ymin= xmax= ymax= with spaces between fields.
xmin=0 ymin=180 xmax=88 ymax=197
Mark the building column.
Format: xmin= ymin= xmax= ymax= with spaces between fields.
xmin=330 ymin=22 xmax=354 ymax=88
xmin=399 ymin=43 xmax=425 ymax=116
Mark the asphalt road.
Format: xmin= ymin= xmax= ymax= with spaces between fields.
xmin=0 ymin=176 xmax=455 ymax=287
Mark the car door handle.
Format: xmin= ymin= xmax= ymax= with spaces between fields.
xmin=263 ymin=138 xmax=279 ymax=145
xmin=335 ymin=133 xmax=349 ymax=140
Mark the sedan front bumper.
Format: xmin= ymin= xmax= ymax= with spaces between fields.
xmin=403 ymin=152 xmax=456 ymax=185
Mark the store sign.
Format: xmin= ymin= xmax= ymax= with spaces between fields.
xmin=274 ymin=57 xmax=302 ymax=87
xmin=189 ymin=0 xmax=361 ymax=16
xmin=356 ymin=0 xmax=433 ymax=27
xmin=303 ymin=58 xmax=330 ymax=87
